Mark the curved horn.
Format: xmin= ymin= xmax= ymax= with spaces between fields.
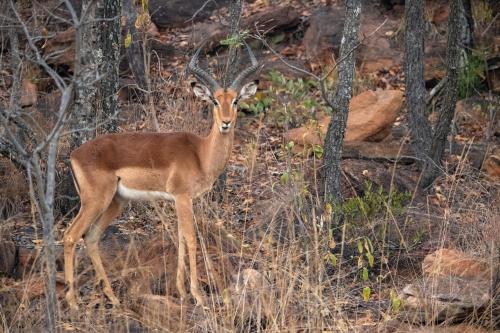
xmin=231 ymin=41 xmax=259 ymax=89
xmin=188 ymin=42 xmax=220 ymax=91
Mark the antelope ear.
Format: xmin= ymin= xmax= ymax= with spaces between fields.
xmin=238 ymin=80 xmax=259 ymax=100
xmin=191 ymin=82 xmax=213 ymax=102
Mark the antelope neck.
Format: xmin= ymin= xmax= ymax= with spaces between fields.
xmin=201 ymin=120 xmax=235 ymax=178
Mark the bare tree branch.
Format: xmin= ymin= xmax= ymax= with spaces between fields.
xmin=10 ymin=1 xmax=67 ymax=91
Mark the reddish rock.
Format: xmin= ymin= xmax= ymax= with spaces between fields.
xmin=20 ymin=79 xmax=37 ymax=107
xmin=15 ymin=247 xmax=39 ymax=279
xmin=149 ymin=0 xmax=230 ymax=28
xmin=303 ymin=7 xmax=345 ymax=61
xmin=284 ymin=89 xmax=403 ymax=147
xmin=483 ymin=152 xmax=500 ymax=178
xmin=43 ymin=27 xmax=76 ymax=69
xmin=401 ymin=248 xmax=496 ymax=324
xmin=303 ymin=5 xmax=402 ymax=72
xmin=422 ymin=248 xmax=494 ymax=280
xmin=406 ymin=324 xmax=490 ymax=333
xmin=13 ymin=274 xmax=66 ymax=300
xmin=0 ymin=239 xmax=16 ymax=275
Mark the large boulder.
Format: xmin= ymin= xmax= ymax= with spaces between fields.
xmin=483 ymin=151 xmax=500 ymax=178
xmin=190 ymin=5 xmax=301 ymax=48
xmin=20 ymin=79 xmax=37 ymax=107
xmin=422 ymin=248 xmax=494 ymax=280
xmin=284 ymin=89 xmax=404 ymax=147
xmin=303 ymin=7 xmax=345 ymax=61
xmin=405 ymin=324 xmax=491 ymax=333
xmin=303 ymin=5 xmax=402 ymax=72
xmin=302 ymin=3 xmax=448 ymax=78
xmin=149 ymin=0 xmax=230 ymax=28
xmin=0 ymin=239 xmax=15 ymax=276
xmin=400 ymin=248 xmax=498 ymax=325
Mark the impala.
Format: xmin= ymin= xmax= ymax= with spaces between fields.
xmin=63 ymin=42 xmax=259 ymax=310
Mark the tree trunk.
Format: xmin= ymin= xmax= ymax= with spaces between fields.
xmin=98 ymin=0 xmax=122 ymax=133
xmin=461 ymin=0 xmax=474 ymax=48
xmin=124 ymin=0 xmax=147 ymax=91
xmin=7 ymin=4 xmax=58 ymax=330
xmin=223 ymin=0 xmax=243 ymax=87
xmin=403 ymin=0 xmax=432 ymax=169
xmin=215 ymin=0 xmax=243 ymax=198
xmin=71 ymin=0 xmax=99 ymax=148
xmin=322 ymin=0 xmax=362 ymax=205
xmin=421 ymin=0 xmax=462 ymax=187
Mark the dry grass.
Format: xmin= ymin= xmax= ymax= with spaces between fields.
xmin=0 ymin=157 xmax=27 ymax=219
xmin=1 ymin=68 xmax=499 ymax=333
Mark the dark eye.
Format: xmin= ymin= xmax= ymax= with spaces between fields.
xmin=233 ymin=99 xmax=239 ymax=106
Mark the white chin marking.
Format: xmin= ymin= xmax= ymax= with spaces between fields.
xmin=117 ymin=182 xmax=174 ymax=201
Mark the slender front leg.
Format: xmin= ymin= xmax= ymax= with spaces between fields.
xmin=175 ymin=196 xmax=204 ymax=305
xmin=176 ymin=226 xmax=187 ymax=300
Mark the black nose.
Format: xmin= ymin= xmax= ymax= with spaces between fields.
xmin=222 ymin=121 xmax=230 ymax=126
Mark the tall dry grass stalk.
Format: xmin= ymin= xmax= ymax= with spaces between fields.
xmin=1 ymin=65 xmax=498 ymax=332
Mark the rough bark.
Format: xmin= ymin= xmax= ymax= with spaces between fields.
xmin=98 ymin=0 xmax=121 ymax=133
xmin=223 ymin=0 xmax=243 ymax=87
xmin=8 ymin=23 xmax=21 ymax=114
xmin=124 ymin=0 xmax=147 ymax=91
xmin=421 ymin=0 xmax=462 ymax=187
xmin=215 ymin=0 xmax=243 ymax=198
xmin=403 ymin=0 xmax=433 ymax=168
xmin=322 ymin=0 xmax=362 ymax=204
xmin=71 ymin=0 xmax=99 ymax=148
xmin=461 ymin=0 xmax=474 ymax=48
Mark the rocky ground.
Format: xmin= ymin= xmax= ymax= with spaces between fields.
xmin=0 ymin=0 xmax=499 ymax=332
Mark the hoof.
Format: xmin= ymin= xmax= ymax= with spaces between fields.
xmin=67 ymin=302 xmax=79 ymax=313
xmin=193 ymin=293 xmax=205 ymax=307
xmin=105 ymin=294 xmax=120 ymax=307
xmin=65 ymin=291 xmax=79 ymax=312
xmin=177 ymin=287 xmax=188 ymax=301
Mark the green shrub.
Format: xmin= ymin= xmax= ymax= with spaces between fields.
xmin=458 ymin=52 xmax=485 ymax=99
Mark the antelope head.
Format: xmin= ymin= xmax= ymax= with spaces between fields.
xmin=188 ymin=42 xmax=260 ymax=134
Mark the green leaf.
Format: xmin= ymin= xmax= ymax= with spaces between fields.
xmin=312 ymin=144 xmax=323 ymax=158
xmin=362 ymin=286 xmax=371 ymax=302
xmin=390 ymin=290 xmax=401 ymax=312
xmin=364 ymin=238 xmax=374 ymax=254
xmin=361 ymin=267 xmax=369 ymax=281
xmin=280 ymin=172 xmax=289 ymax=185
xmin=124 ymin=32 xmax=132 ymax=48
xmin=325 ymin=253 xmax=337 ymax=267
xmin=357 ymin=240 xmax=364 ymax=254
xmin=366 ymin=252 xmax=374 ymax=268
xmin=219 ymin=30 xmax=250 ymax=48
xmin=238 ymin=101 xmax=250 ymax=109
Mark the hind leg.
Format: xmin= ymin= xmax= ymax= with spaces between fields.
xmin=63 ymin=176 xmax=118 ymax=311
xmin=64 ymin=203 xmax=104 ymax=311
xmin=84 ymin=197 xmax=126 ymax=305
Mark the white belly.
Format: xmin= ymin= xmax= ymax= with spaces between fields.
xmin=117 ymin=182 xmax=175 ymax=201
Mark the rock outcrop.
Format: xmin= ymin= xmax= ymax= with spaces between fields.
xmin=285 ymin=89 xmax=404 ymax=147
xmin=400 ymin=248 xmax=498 ymax=325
